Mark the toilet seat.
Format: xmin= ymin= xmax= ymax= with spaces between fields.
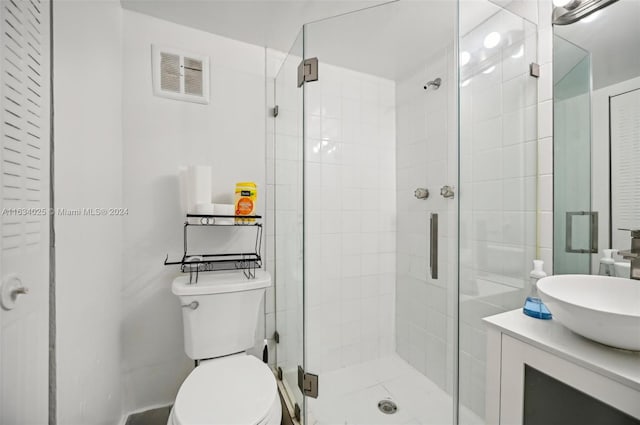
xmin=172 ymin=354 xmax=279 ymax=425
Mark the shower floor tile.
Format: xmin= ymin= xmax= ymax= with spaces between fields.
xmin=307 ymin=355 xmax=469 ymax=425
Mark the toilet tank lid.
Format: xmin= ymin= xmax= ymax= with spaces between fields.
xmin=172 ymin=270 xmax=271 ymax=296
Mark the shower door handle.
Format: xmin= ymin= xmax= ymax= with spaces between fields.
xmin=565 ymin=211 xmax=598 ymax=253
xmin=430 ymin=213 xmax=438 ymax=279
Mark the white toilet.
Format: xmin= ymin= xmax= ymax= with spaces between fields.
xmin=168 ymin=270 xmax=281 ymax=425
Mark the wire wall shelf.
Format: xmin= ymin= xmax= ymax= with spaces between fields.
xmin=164 ymin=214 xmax=263 ymax=283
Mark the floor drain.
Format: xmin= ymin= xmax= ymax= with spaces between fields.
xmin=377 ymin=399 xmax=398 ymax=415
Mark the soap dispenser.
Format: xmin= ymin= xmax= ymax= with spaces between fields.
xmin=598 ymin=249 xmax=618 ymax=276
xmin=523 ymin=260 xmax=552 ymax=320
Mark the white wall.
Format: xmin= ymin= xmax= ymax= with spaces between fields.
xmin=120 ymin=10 xmax=266 ymax=414
xmin=54 ymin=1 xmax=124 ymax=424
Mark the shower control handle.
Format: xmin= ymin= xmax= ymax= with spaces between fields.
xmin=440 ymin=185 xmax=455 ymax=199
xmin=430 ymin=213 xmax=438 ymax=280
xmin=414 ymin=188 xmax=429 ymax=200
xmin=182 ymin=301 xmax=199 ymax=310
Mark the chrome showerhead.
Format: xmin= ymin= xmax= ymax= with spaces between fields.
xmin=423 ymin=77 xmax=442 ymax=91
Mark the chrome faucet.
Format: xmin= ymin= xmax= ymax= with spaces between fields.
xmin=619 ymin=229 xmax=640 ymax=280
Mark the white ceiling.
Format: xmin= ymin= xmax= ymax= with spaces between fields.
xmin=121 ymin=0 xmax=465 ymax=80
xmin=554 ymin=0 xmax=640 ymax=90
xmin=120 ymin=0 xmax=520 ymax=81
xmin=121 ymin=0 xmax=389 ymax=55
xmin=303 ymin=1 xmax=457 ymax=80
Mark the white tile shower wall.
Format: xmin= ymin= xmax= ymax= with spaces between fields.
xmin=492 ymin=0 xmax=554 ymax=276
xmin=537 ymin=0 xmax=554 ymax=275
xmin=455 ymin=1 xmax=556 ymax=421
xmin=486 ymin=0 xmax=557 ymax=270
xmin=121 ymin=10 xmax=266 ymax=414
xmin=395 ymin=46 xmax=458 ymax=395
xmin=303 ymin=63 xmax=397 ymax=375
xmin=54 ymin=2 xmax=123 ymax=424
xmin=458 ymin=5 xmax=539 ymax=418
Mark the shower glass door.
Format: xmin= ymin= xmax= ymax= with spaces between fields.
xmin=275 ymin=2 xmax=541 ymax=424
xmin=552 ymin=37 xmax=592 ymax=274
xmin=274 ymin=29 xmax=306 ymax=415
xmin=300 ymin=2 xmax=457 ymax=424
xmin=458 ymin=2 xmax=538 ymax=423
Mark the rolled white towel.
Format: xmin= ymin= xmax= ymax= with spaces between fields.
xmin=186 ymin=165 xmax=212 ymax=214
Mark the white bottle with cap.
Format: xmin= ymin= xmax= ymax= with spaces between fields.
xmin=598 ymin=249 xmax=618 ymax=276
xmin=523 ymin=260 xmax=552 ymax=319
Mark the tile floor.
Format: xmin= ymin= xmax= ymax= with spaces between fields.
xmin=128 ymin=356 xmax=484 ymax=425
xmin=302 ymin=355 xmax=483 ymax=425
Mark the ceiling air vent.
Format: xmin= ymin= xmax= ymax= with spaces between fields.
xmin=152 ymin=45 xmax=210 ymax=104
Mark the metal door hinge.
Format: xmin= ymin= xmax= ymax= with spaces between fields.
xmin=297 ymin=365 xmax=319 ymax=398
xmin=530 ymin=62 xmax=540 ymax=78
xmin=294 ymin=403 xmax=301 ymax=421
xmin=298 ymin=57 xmax=319 ymax=88
xmin=274 ymin=330 xmax=280 ymax=344
xmin=273 ymin=105 xmax=279 ymax=117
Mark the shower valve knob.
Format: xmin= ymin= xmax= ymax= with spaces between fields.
xmin=414 ymin=188 xmax=429 ymax=200
xmin=440 ymin=185 xmax=455 ymax=199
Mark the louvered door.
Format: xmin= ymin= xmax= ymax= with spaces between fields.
xmin=611 ymin=88 xmax=640 ymax=251
xmin=0 ymin=0 xmax=50 ymax=423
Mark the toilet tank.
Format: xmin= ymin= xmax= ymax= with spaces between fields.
xmin=172 ymin=270 xmax=271 ymax=360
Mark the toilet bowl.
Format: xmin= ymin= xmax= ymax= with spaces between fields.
xmin=169 ymin=354 xmax=281 ymax=425
xmin=170 ymin=271 xmax=281 ymax=425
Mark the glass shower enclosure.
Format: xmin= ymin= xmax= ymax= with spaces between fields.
xmin=458 ymin=4 xmax=539 ymax=423
xmin=552 ymin=36 xmax=593 ymax=275
xmin=272 ymin=1 xmax=539 ymax=424
xmin=273 ymin=27 xmax=305 ymax=412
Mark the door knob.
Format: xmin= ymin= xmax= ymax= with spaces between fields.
xmin=1 ymin=274 xmax=29 ymax=310
xmin=13 ymin=286 xmax=28 ymax=295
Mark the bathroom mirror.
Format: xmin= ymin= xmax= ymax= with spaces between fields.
xmin=553 ymin=0 xmax=640 ymax=276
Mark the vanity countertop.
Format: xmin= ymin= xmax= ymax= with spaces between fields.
xmin=483 ymin=309 xmax=640 ymax=391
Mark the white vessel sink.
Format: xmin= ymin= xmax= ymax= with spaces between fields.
xmin=537 ymin=275 xmax=640 ymax=351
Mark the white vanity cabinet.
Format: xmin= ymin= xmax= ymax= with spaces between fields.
xmin=484 ymin=310 xmax=640 ymax=424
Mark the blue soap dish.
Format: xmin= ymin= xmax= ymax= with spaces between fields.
xmin=523 ymin=296 xmax=552 ymax=320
